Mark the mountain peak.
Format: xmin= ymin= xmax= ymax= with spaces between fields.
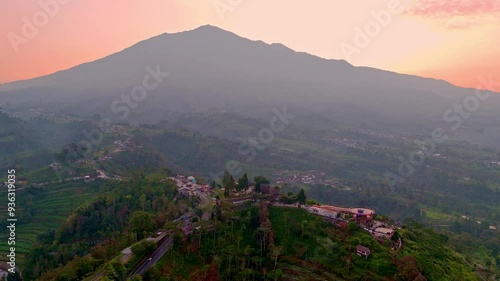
xmin=193 ymin=24 xmax=224 ymax=31
xmin=183 ymin=24 xmax=232 ymax=36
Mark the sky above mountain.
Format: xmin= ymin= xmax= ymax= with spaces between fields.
xmin=1 ymin=0 xmax=499 ymax=89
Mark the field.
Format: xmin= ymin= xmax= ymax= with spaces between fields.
xmin=0 ymin=178 xmax=101 ymax=267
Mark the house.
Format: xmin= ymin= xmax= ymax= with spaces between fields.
xmin=17 ymin=178 xmax=29 ymax=186
xmin=351 ymin=208 xmax=375 ymax=223
xmin=310 ymin=206 xmax=338 ymax=219
xmin=178 ymin=186 xmax=191 ymax=196
xmin=356 ymin=245 xmax=371 ymax=258
xmin=187 ymin=176 xmax=197 ymax=183
xmin=336 ymin=221 xmax=347 ymax=228
xmin=182 ymin=223 xmax=194 ymax=235
xmin=373 ymin=227 xmax=395 ymax=239
xmin=50 ymin=162 xmax=62 ymax=170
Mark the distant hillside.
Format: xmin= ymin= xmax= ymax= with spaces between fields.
xmin=1 ymin=25 xmax=500 ymax=147
xmin=0 ymin=111 xmax=38 ymax=162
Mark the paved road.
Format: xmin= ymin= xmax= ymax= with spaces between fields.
xmin=130 ymin=237 xmax=173 ymax=276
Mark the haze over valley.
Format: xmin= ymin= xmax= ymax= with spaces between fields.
xmin=1 ymin=2 xmax=500 ymax=280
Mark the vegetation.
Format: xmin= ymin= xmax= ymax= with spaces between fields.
xmin=0 ymin=110 xmax=499 ymax=279
xmin=136 ymin=204 xmax=480 ymax=280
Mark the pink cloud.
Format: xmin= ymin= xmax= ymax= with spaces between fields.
xmin=406 ymin=0 xmax=500 ymax=18
xmin=403 ymin=0 xmax=500 ymax=29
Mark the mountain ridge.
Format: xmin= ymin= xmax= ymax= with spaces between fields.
xmin=0 ymin=25 xmax=467 ymax=93
xmin=1 ymin=24 xmax=500 ymax=148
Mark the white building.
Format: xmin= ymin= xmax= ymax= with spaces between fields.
xmin=373 ymin=227 xmax=394 ymax=239
xmin=309 ymin=206 xmax=338 ymax=218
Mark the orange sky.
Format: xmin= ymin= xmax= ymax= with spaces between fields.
xmin=1 ymin=0 xmax=499 ymax=89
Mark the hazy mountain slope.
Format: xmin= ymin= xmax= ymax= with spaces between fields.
xmin=1 ymin=25 xmax=499 ymax=145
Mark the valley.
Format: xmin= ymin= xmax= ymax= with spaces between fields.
xmin=1 ymin=108 xmax=500 ymax=279
xmin=1 ymin=24 xmax=499 ymax=280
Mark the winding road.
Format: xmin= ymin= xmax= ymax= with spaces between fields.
xmin=129 ymin=237 xmax=174 ymax=276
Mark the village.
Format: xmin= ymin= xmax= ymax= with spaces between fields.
xmin=169 ymin=173 xmax=399 ymax=259
xmin=274 ymin=170 xmax=352 ymax=190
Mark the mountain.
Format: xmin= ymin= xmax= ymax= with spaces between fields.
xmin=1 ymin=25 xmax=500 ymax=147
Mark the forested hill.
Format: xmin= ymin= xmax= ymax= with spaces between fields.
xmin=0 ymin=111 xmax=37 ymax=162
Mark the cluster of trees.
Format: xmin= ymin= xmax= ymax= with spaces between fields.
xmin=159 ymin=203 xmax=285 ymax=280
xmin=155 ymin=202 xmax=472 ymax=280
xmin=23 ymin=171 xmax=187 ymax=280
xmin=278 ymin=189 xmax=307 ymax=204
xmin=218 ymin=171 xmax=272 ymax=196
xmin=398 ymin=221 xmax=481 ymax=280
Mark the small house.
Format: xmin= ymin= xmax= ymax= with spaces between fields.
xmin=356 ymin=245 xmax=371 ymax=258
xmin=178 ymin=186 xmax=191 ymax=196
xmin=187 ymin=176 xmax=197 ymax=183
xmin=182 ymin=223 xmax=194 ymax=235
xmin=374 ymin=227 xmax=395 ymax=239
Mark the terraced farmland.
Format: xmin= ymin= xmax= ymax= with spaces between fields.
xmin=0 ymin=179 xmax=101 ymax=267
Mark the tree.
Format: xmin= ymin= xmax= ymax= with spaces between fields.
xmin=395 ymin=256 xmax=427 ymax=281
xmin=301 ymin=220 xmax=308 ymax=238
xmin=269 ymin=243 xmax=283 ymax=269
xmin=131 ymin=240 xmax=156 ymax=257
xmin=7 ymin=272 xmax=22 ymax=281
xmin=143 ymin=267 xmax=160 ymax=281
xmin=346 ymin=222 xmax=360 ymax=234
xmin=254 ymin=176 xmax=270 ymax=192
xmin=105 ymin=261 xmax=127 ymax=281
xmin=237 ymin=173 xmax=249 ymax=191
xmin=139 ymin=193 xmax=147 ymax=210
xmin=205 ymin=260 xmax=219 ymax=281
xmin=267 ymin=269 xmax=283 ymax=281
xmin=129 ymin=211 xmax=155 ymax=240
xmin=222 ymin=171 xmax=234 ymax=190
xmin=306 ymin=199 xmax=317 ymax=205
xmin=296 ymin=189 xmax=307 ymax=204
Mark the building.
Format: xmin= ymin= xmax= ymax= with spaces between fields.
xmin=181 ymin=223 xmax=194 ymax=235
xmin=350 ymin=208 xmax=375 ymax=223
xmin=187 ymin=176 xmax=197 ymax=183
xmin=356 ymin=245 xmax=371 ymax=258
xmin=373 ymin=227 xmax=395 ymax=239
xmin=178 ymin=186 xmax=191 ymax=196
xmin=50 ymin=162 xmax=62 ymax=170
xmin=309 ymin=206 xmax=338 ymax=219
xmin=18 ymin=179 xmax=29 ymax=186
